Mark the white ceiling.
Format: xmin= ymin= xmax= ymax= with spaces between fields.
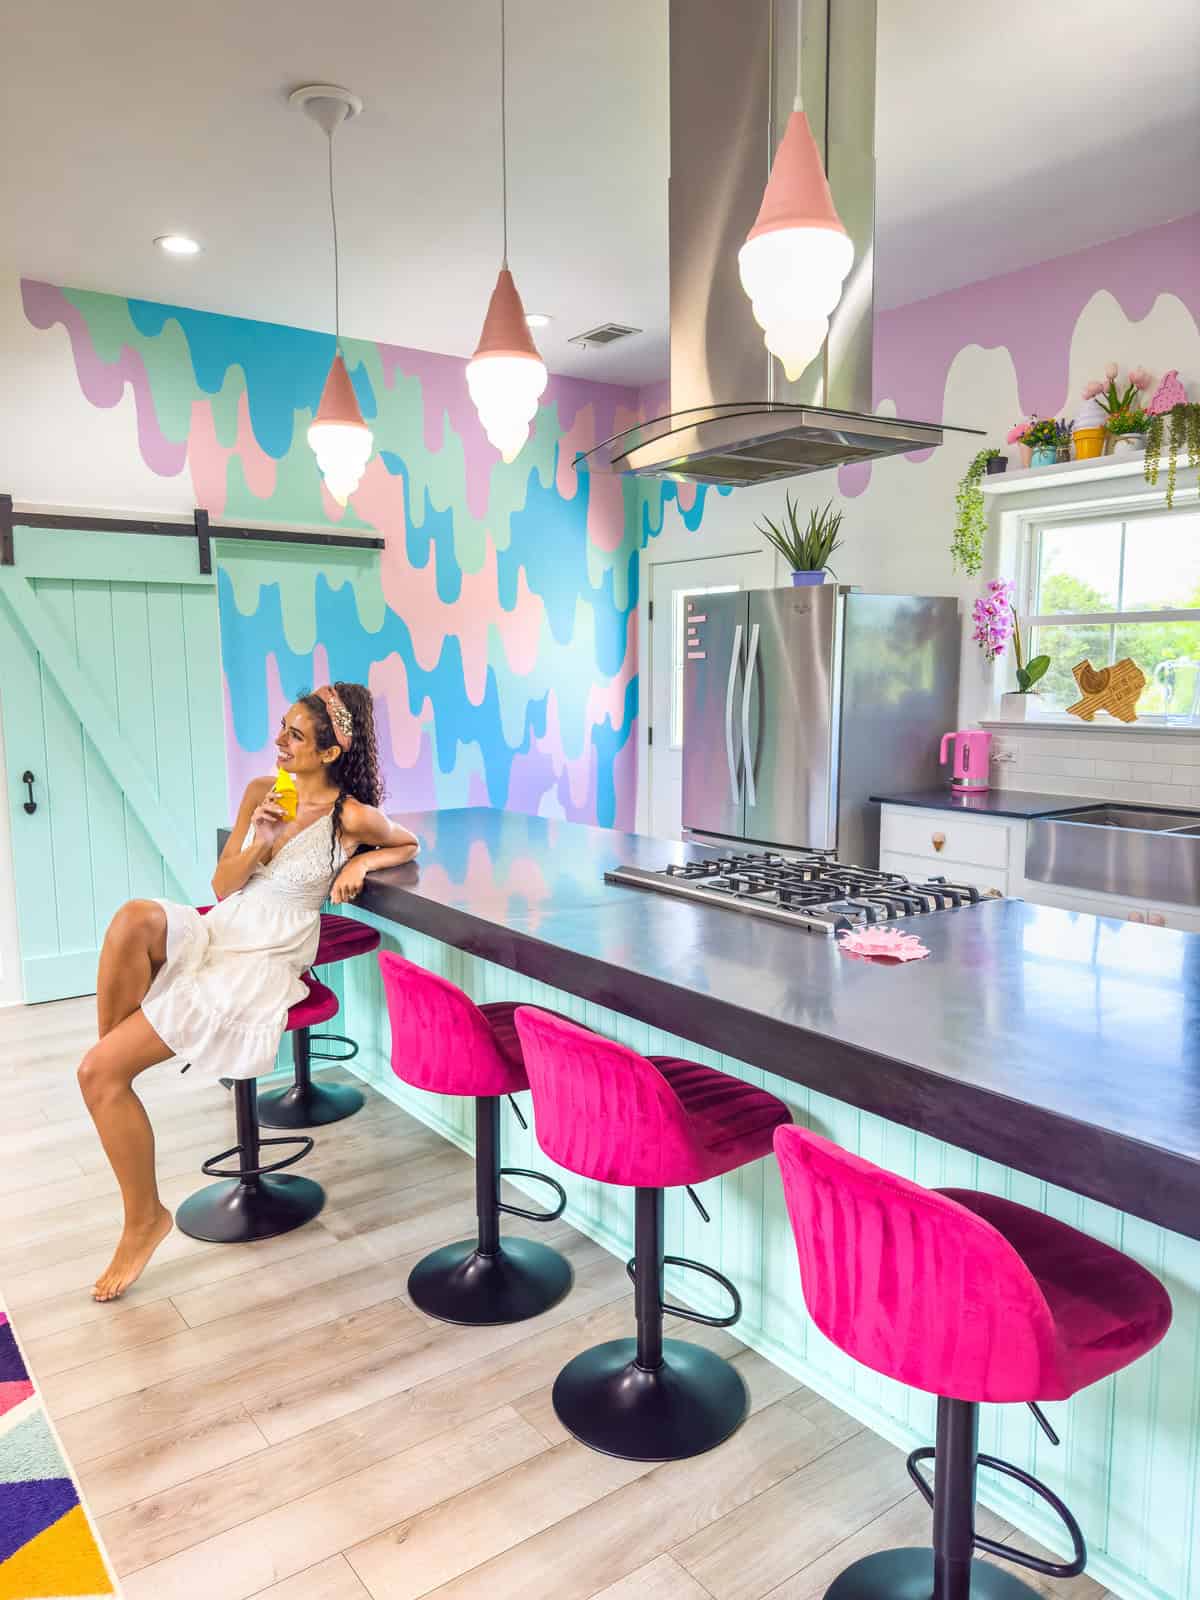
xmin=3 ymin=0 xmax=1198 ymax=386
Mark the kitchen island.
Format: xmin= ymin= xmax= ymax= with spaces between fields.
xmin=327 ymin=808 xmax=1199 ymax=1600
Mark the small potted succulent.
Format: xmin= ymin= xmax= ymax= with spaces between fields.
xmin=1107 ymin=408 xmax=1150 ymax=455
xmin=973 ymin=579 xmax=1049 ymax=720
xmin=755 ymin=495 xmax=844 ymax=585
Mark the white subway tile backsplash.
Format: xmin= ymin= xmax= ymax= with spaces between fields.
xmin=1151 ymin=785 xmax=1198 ymax=806
xmin=1092 ymin=761 xmax=1132 ymax=781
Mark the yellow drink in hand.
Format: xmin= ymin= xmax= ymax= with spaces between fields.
xmin=272 ymin=767 xmax=298 ymax=820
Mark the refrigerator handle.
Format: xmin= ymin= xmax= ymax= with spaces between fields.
xmin=742 ymin=623 xmax=759 ymax=809
xmin=724 ymin=623 xmax=743 ymax=808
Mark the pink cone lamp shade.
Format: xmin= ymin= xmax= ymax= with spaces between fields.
xmin=307 ymin=353 xmax=374 ymax=506
xmin=737 ymin=110 xmax=854 ymax=383
xmin=467 ymin=266 xmax=548 ymax=463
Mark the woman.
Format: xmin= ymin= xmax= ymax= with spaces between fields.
xmin=78 ymin=683 xmax=419 ymax=1302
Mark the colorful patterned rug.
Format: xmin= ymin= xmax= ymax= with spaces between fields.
xmin=0 ymin=1303 xmax=117 ymax=1599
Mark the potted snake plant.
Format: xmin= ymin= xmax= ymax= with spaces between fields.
xmin=755 ymin=495 xmax=844 ymax=585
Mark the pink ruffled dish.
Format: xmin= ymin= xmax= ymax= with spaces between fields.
xmin=838 ymin=926 xmax=930 ymax=963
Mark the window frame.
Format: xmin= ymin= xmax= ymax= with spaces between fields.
xmin=1021 ymin=503 xmax=1200 ymax=722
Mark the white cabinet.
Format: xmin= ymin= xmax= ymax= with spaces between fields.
xmin=879 ymin=803 xmax=1200 ymax=928
xmin=879 ymin=806 xmax=1017 ymax=898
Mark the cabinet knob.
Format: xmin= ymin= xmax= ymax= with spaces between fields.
xmin=931 ymin=832 xmax=946 ymax=853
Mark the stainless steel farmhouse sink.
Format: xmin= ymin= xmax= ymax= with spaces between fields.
xmin=1025 ymin=804 xmax=1200 ymax=903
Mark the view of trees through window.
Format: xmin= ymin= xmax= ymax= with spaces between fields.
xmin=1028 ymin=509 xmax=1200 ymax=719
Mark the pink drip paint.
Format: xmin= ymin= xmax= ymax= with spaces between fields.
xmin=21 ymin=279 xmax=188 ymax=477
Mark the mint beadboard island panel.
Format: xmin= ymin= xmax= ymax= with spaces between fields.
xmin=318 ymin=809 xmax=1200 ymax=1600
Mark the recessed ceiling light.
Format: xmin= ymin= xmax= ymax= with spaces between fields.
xmin=154 ymin=234 xmax=201 ymax=257
xmin=525 ymin=312 xmax=552 ymax=329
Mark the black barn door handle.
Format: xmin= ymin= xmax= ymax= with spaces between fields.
xmin=21 ymin=771 xmax=36 ymax=814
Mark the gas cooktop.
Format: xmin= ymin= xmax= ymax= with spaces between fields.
xmin=605 ymin=849 xmax=993 ymax=936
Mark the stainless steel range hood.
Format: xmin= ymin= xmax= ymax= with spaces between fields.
xmin=578 ymin=0 xmax=976 ymax=487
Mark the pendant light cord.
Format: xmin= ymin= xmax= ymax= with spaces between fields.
xmin=500 ymin=0 xmax=509 ymax=267
xmin=327 ymin=128 xmax=341 ymax=343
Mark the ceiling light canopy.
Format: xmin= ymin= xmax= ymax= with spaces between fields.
xmin=467 ymin=0 xmax=547 ymax=463
xmin=155 ymin=234 xmax=201 ymax=256
xmin=291 ymin=83 xmax=374 ymax=508
xmin=738 ymin=105 xmax=853 ymax=382
xmin=524 ymin=312 xmax=552 ymax=329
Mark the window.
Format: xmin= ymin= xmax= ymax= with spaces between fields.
xmin=670 ymin=585 xmax=738 ymax=747
xmin=1026 ymin=507 xmax=1200 ymax=720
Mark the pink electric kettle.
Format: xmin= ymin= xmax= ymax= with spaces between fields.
xmin=940 ymin=730 xmax=991 ymax=792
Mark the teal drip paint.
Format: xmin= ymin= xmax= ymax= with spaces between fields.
xmin=128 ymin=298 xmax=335 ymax=458
xmin=331 ymin=913 xmax=1193 ymax=1600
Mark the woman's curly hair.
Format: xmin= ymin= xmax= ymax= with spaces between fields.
xmin=297 ymin=682 xmax=384 ymax=877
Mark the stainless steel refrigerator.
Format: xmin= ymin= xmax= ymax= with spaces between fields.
xmin=681 ymin=586 xmax=960 ymax=865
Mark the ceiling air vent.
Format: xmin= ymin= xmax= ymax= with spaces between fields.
xmin=567 ymin=322 xmax=642 ymax=348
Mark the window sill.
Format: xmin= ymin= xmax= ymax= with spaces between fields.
xmin=981 ymin=717 xmax=1200 ymax=737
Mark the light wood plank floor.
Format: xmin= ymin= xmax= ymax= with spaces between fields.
xmin=2 ymin=998 xmax=1113 ymax=1600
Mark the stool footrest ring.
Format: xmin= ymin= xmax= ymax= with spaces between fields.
xmin=201 ymin=1134 xmax=315 ymax=1181
xmin=308 ymin=1032 xmax=359 ymax=1063
xmin=496 ymin=1167 xmax=567 ymax=1223
xmin=906 ymin=1445 xmax=1087 ymax=1578
xmin=626 ymin=1254 xmax=742 ymax=1329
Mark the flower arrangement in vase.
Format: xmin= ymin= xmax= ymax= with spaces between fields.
xmin=972 ymin=579 xmax=1049 ymax=720
xmin=1144 ymin=371 xmax=1200 ymax=509
xmin=1081 ymin=364 xmax=1153 ymax=455
xmin=1007 ymin=417 xmax=1070 ymax=468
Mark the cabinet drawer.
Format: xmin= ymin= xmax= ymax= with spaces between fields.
xmin=880 ymin=808 xmax=1010 ymax=870
xmin=881 ymin=850 xmax=1009 ymax=899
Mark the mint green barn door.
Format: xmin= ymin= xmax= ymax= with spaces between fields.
xmin=0 ymin=526 xmax=227 ymax=1003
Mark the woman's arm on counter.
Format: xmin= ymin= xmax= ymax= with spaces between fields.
xmin=330 ymin=804 xmax=420 ymax=904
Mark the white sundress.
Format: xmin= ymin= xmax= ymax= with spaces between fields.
xmin=142 ymin=811 xmax=348 ymax=1085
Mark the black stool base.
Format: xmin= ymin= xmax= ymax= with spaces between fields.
xmin=175 ymin=1174 xmax=325 ymax=1244
xmin=257 ymin=1078 xmax=365 ymax=1129
xmin=407 ymin=1236 xmax=572 ymax=1326
xmin=824 ymin=1548 xmax=1041 ymax=1600
xmin=552 ymin=1337 xmax=747 ymax=1462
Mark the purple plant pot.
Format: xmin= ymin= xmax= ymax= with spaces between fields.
xmin=791 ymin=571 xmax=827 ymax=586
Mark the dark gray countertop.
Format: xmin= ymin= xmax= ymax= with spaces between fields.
xmin=351 ymin=808 xmax=1200 ymax=1240
xmin=871 ymin=787 xmax=1110 ymax=819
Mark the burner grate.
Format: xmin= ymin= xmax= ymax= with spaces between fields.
xmin=605 ymin=854 xmax=990 ymax=936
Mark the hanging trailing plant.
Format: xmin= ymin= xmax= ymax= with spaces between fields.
xmin=951 ymin=448 xmax=999 ymax=577
xmin=1144 ymin=402 xmax=1200 ymax=509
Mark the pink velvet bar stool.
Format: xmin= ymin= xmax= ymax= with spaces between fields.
xmin=774 ymin=1124 xmax=1173 ymax=1600
xmin=513 ymin=1006 xmax=791 ymax=1463
xmin=176 ymin=973 xmax=334 ymax=1244
xmin=258 ymin=913 xmax=382 ymax=1130
xmin=377 ymin=950 xmax=573 ymax=1326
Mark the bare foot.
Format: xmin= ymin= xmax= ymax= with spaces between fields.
xmin=92 ymin=1206 xmax=173 ymax=1301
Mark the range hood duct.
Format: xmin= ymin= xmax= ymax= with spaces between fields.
xmin=578 ymin=0 xmax=977 ymax=487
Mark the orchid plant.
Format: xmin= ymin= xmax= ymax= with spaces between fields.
xmin=972 ymin=579 xmax=1050 ymax=693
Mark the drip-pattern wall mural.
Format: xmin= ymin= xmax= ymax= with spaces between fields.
xmin=19 ymin=280 xmax=711 ymax=828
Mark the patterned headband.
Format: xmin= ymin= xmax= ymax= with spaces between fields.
xmin=316 ymin=685 xmax=354 ymax=750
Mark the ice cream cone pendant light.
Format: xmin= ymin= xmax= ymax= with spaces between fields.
xmin=291 ymin=84 xmax=374 ymax=506
xmin=467 ymin=0 xmax=547 ymax=462
xmin=737 ymin=57 xmax=854 ymax=384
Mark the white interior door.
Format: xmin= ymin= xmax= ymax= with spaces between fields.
xmin=648 ymin=549 xmax=774 ymax=840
